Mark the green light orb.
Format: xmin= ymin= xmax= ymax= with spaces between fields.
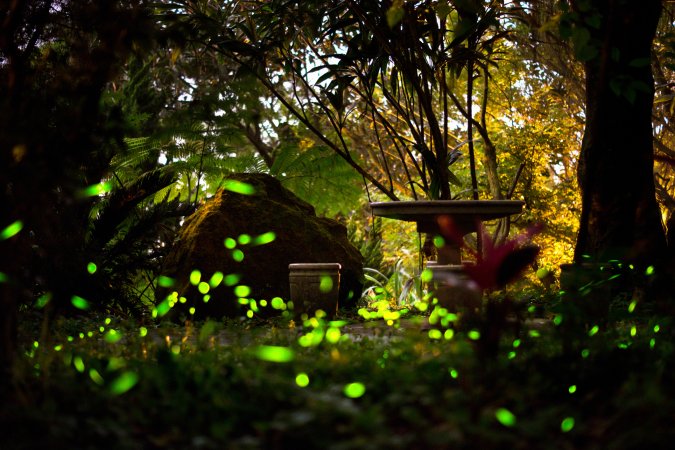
xmin=344 ymin=382 xmax=366 ymax=398
xmin=295 ymin=373 xmax=310 ymax=387
xmin=252 ymin=231 xmax=276 ymax=246
xmin=255 ymin=345 xmax=295 ymax=363
xmin=87 ymin=262 xmax=97 ymax=274
xmin=198 ymin=281 xmax=210 ymax=294
xmin=224 ymin=237 xmax=237 ymax=249
xmin=234 ymin=285 xmax=251 ymax=297
xmin=109 ymin=371 xmax=139 ymax=395
xmin=495 ymin=408 xmax=516 ymax=427
xmin=209 ymin=271 xmax=224 ymax=288
xmin=222 ymin=179 xmax=256 ymax=195
xmin=232 ymin=249 xmax=245 ymax=262
xmin=561 ymin=417 xmax=575 ymax=432
xmin=0 ymin=220 xmax=23 ymax=240
xmin=319 ymin=275 xmax=333 ymax=293
xmin=190 ymin=270 xmax=202 ymax=285
xmin=71 ymin=295 xmax=90 ymax=310
xmin=428 ymin=329 xmax=442 ymax=340
xmin=157 ymin=275 xmax=175 ymax=288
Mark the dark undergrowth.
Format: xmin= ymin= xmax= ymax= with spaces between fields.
xmin=2 ymin=298 xmax=675 ymax=450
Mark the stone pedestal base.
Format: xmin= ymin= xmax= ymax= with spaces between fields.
xmin=425 ymin=262 xmax=481 ymax=312
xmin=289 ymin=263 xmax=341 ymax=318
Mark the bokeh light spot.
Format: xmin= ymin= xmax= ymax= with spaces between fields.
xmin=344 ymin=382 xmax=366 ymax=398
xmin=255 ymin=345 xmax=294 ymax=363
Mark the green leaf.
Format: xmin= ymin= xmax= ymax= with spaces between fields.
xmin=386 ymin=5 xmax=405 ymax=28
xmin=447 ymin=171 xmax=462 ymax=187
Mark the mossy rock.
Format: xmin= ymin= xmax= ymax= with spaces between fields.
xmin=158 ymin=173 xmax=363 ymax=319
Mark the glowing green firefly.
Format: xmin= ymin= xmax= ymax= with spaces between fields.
xmin=428 ymin=329 xmax=442 ymax=340
xmin=86 ymin=262 xmax=97 ymax=274
xmin=254 ymin=345 xmax=294 ymax=363
xmin=237 ymin=234 xmax=251 ymax=245
xmin=190 ymin=270 xmax=201 ymax=285
xmin=319 ymin=275 xmax=333 ymax=293
xmin=222 ymin=180 xmax=256 ymax=195
xmin=73 ymin=356 xmax=85 ymax=373
xmin=209 ymin=271 xmax=224 ymax=288
xmin=495 ymin=408 xmax=516 ymax=427
xmin=295 ymin=373 xmax=310 ymax=387
xmin=157 ymin=275 xmax=175 ymax=288
xmin=71 ymin=295 xmax=90 ymax=310
xmin=234 ymin=285 xmax=251 ymax=298
xmin=224 ymin=237 xmax=237 ymax=249
xmin=89 ymin=369 xmax=104 ymax=386
xmin=344 ymin=382 xmax=366 ymax=398
xmin=561 ymin=417 xmax=575 ymax=432
xmin=109 ymin=371 xmax=139 ymax=395
xmin=232 ymin=249 xmax=245 ymax=262
xmin=224 ymin=274 xmax=241 ymax=286
xmin=78 ymin=181 xmax=113 ymax=198
xmin=252 ymin=231 xmax=276 ymax=246
xmin=468 ymin=330 xmax=481 ymax=340
xmin=198 ymin=281 xmax=210 ymax=294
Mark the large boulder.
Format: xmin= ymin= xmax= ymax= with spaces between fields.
xmin=158 ymin=173 xmax=363 ymax=319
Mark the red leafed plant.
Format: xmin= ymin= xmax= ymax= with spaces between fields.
xmin=437 ymin=216 xmax=542 ymax=291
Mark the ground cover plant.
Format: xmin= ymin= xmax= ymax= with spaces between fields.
xmin=4 ymin=284 xmax=675 ymax=449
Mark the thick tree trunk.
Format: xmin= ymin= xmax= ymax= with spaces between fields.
xmin=574 ymin=0 xmax=667 ymax=268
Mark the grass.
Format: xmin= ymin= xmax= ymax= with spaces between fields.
xmin=3 ymin=296 xmax=675 ymax=449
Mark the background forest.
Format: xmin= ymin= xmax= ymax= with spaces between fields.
xmin=2 ymin=0 xmax=675 ymax=448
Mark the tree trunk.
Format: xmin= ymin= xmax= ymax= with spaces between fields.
xmin=574 ymin=0 xmax=667 ymax=268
